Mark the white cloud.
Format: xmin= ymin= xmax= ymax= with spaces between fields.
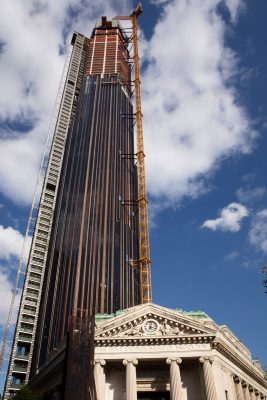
xmin=241 ymin=173 xmax=256 ymax=182
xmin=150 ymin=0 xmax=171 ymax=5
xmin=151 ymin=0 xmax=245 ymax=19
xmin=249 ymin=209 xmax=267 ymax=253
xmin=224 ymin=250 xmax=240 ymax=261
xmin=0 ymin=269 xmax=21 ymax=327
xmin=0 ymin=127 xmax=46 ymax=205
xmin=236 ymin=186 xmax=266 ymax=204
xmin=0 ymin=225 xmax=24 ymax=260
xmin=142 ymin=0 xmax=255 ymax=208
xmin=224 ymin=0 xmax=245 ymax=22
xmin=202 ymin=202 xmax=249 ymax=232
xmin=0 ymin=271 xmax=13 ymax=326
xmin=0 ymin=226 xmax=29 ymax=330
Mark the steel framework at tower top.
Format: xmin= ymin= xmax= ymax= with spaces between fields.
xmin=114 ymin=3 xmax=152 ymax=303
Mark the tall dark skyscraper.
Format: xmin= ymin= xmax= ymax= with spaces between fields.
xmin=34 ymin=31 xmax=140 ymax=369
xmin=4 ymin=8 xmax=150 ymax=398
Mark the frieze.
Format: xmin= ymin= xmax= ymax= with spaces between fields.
xmin=96 ymin=343 xmax=211 ymax=353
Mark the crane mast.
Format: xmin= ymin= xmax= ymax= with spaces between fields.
xmin=130 ymin=5 xmax=152 ymax=304
xmin=115 ymin=3 xmax=152 ymax=303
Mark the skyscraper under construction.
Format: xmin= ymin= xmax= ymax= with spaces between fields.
xmin=3 ymin=5 xmax=151 ymax=398
xmin=32 ymin=23 xmax=141 ymax=373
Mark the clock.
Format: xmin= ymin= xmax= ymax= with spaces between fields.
xmin=143 ymin=319 xmax=159 ymax=335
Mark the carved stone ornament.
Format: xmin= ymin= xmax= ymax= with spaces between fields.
xmin=96 ymin=314 xmax=202 ymax=339
xmin=142 ymin=319 xmax=159 ymax=335
xmin=95 ymin=308 xmax=216 ymax=348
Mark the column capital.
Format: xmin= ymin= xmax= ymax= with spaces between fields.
xmin=233 ymin=375 xmax=241 ymax=384
xmin=124 ymin=358 xmax=138 ymax=400
xmin=166 ymin=356 xmax=182 ymax=400
xmin=123 ymin=359 xmax=138 ymax=366
xmin=94 ymin=359 xmax=106 ymax=400
xmin=199 ymin=356 xmax=218 ymax=400
xmin=199 ymin=356 xmax=214 ymax=364
xmin=94 ymin=359 xmax=106 ymax=366
xmin=241 ymin=380 xmax=248 ymax=388
xmin=166 ymin=357 xmax=182 ymax=365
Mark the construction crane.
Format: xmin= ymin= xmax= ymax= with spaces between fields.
xmin=114 ymin=3 xmax=152 ymax=303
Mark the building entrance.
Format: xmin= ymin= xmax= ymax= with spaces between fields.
xmin=138 ymin=392 xmax=170 ymax=400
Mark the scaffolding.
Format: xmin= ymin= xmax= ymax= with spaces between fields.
xmin=63 ymin=313 xmax=96 ymax=400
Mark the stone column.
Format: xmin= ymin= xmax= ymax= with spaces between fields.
xmin=166 ymin=358 xmax=183 ymax=400
xmin=233 ymin=376 xmax=245 ymax=400
xmin=94 ymin=359 xmax=106 ymax=400
xmin=123 ymin=359 xmax=138 ymax=400
xmin=241 ymin=381 xmax=251 ymax=400
xmin=249 ymin=386 xmax=256 ymax=400
xmin=199 ymin=357 xmax=218 ymax=400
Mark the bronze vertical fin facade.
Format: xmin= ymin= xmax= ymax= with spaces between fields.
xmin=31 ymin=19 xmax=140 ymax=374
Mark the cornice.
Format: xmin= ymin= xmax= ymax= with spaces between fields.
xmin=95 ymin=333 xmax=215 ymax=347
xmin=212 ymin=338 xmax=267 ymax=389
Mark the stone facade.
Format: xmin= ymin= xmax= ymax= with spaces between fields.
xmin=94 ymin=303 xmax=267 ymax=400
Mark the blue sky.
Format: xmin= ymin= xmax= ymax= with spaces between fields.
xmin=0 ymin=0 xmax=267 ymax=391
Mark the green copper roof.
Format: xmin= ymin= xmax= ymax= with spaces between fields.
xmin=95 ymin=310 xmax=125 ymax=322
xmin=95 ymin=306 xmax=210 ymax=323
xmin=174 ymin=308 xmax=210 ymax=319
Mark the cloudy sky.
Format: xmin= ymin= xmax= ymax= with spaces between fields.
xmin=0 ymin=0 xmax=267 ymax=388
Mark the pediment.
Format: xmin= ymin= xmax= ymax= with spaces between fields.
xmin=95 ymin=303 xmax=217 ymax=341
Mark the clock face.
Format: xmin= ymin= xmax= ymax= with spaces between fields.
xmin=143 ymin=319 xmax=159 ymax=335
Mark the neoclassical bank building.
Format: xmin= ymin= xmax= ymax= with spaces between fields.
xmin=29 ymin=303 xmax=267 ymax=400
xmin=93 ymin=303 xmax=267 ymax=400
